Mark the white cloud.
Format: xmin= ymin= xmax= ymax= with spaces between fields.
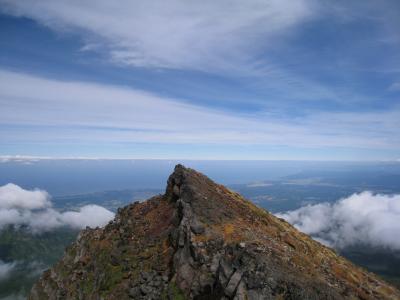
xmin=277 ymin=191 xmax=400 ymax=250
xmin=0 ymin=183 xmax=114 ymax=232
xmin=0 ymin=260 xmax=16 ymax=281
xmin=0 ymin=183 xmax=51 ymax=210
xmin=0 ymin=0 xmax=316 ymax=72
xmin=0 ymin=155 xmax=106 ymax=164
xmin=0 ymin=1 xmax=373 ymax=109
xmin=0 ymin=0 xmax=396 ymax=107
xmin=0 ymin=155 xmax=42 ymax=164
xmin=59 ymin=205 xmax=115 ymax=229
xmin=1 ymin=70 xmax=399 ymax=152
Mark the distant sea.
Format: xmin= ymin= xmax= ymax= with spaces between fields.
xmin=1 ymin=159 xmax=399 ymax=196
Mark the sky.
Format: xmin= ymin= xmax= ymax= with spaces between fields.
xmin=0 ymin=0 xmax=399 ymax=160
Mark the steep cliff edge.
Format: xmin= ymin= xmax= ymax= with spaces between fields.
xmin=29 ymin=165 xmax=400 ymax=299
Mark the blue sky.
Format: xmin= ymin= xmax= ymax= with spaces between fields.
xmin=0 ymin=0 xmax=399 ymax=160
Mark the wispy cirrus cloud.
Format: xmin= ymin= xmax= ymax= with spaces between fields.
xmin=1 ymin=0 xmax=398 ymax=109
xmin=0 ymin=0 xmax=318 ymax=72
xmin=0 ymin=69 xmax=399 ymax=155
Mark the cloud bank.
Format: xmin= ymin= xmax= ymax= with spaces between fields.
xmin=0 ymin=183 xmax=51 ymax=210
xmin=277 ymin=192 xmax=400 ymax=250
xmin=0 ymin=183 xmax=114 ymax=233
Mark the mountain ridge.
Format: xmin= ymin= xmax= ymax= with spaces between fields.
xmin=29 ymin=164 xmax=400 ymax=299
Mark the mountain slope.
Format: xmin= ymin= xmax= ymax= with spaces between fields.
xmin=29 ymin=165 xmax=400 ymax=299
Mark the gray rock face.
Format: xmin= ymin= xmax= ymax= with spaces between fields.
xmin=165 ymin=166 xmax=337 ymax=299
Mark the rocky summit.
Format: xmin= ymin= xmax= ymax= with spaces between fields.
xmin=29 ymin=165 xmax=400 ymax=300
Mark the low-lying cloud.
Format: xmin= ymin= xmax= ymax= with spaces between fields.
xmin=0 ymin=183 xmax=114 ymax=233
xmin=0 ymin=260 xmax=15 ymax=281
xmin=0 ymin=183 xmax=51 ymax=210
xmin=277 ymin=191 xmax=400 ymax=250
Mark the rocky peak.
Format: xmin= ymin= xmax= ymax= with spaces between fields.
xmin=29 ymin=165 xmax=400 ymax=299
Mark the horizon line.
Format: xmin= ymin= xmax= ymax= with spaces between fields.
xmin=0 ymin=155 xmax=399 ymax=163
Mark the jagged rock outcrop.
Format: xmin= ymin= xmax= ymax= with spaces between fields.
xmin=29 ymin=165 xmax=400 ymax=299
